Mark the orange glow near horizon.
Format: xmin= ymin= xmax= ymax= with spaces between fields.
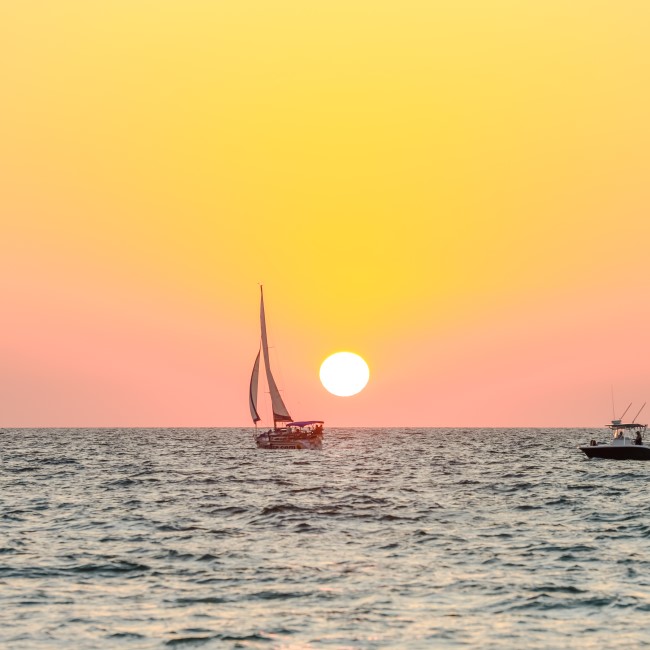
xmin=2 ymin=2 xmax=650 ymax=427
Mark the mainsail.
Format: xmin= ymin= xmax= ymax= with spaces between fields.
xmin=259 ymin=286 xmax=292 ymax=423
xmin=249 ymin=349 xmax=261 ymax=423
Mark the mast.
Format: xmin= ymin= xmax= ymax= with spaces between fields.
xmin=259 ymin=286 xmax=292 ymax=428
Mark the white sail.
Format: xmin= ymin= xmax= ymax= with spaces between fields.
xmin=249 ymin=349 xmax=261 ymax=423
xmin=260 ymin=286 xmax=292 ymax=423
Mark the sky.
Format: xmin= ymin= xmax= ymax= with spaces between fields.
xmin=2 ymin=1 xmax=650 ymax=427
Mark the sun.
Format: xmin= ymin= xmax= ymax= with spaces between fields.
xmin=319 ymin=352 xmax=370 ymax=397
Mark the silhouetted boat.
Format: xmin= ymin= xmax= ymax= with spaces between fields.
xmin=580 ymin=402 xmax=650 ymax=460
xmin=249 ymin=286 xmax=324 ymax=450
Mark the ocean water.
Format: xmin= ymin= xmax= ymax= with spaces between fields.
xmin=2 ymin=427 xmax=650 ymax=649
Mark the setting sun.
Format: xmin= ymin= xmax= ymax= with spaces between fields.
xmin=320 ymin=352 xmax=370 ymax=397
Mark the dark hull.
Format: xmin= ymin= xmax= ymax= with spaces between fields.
xmin=580 ymin=445 xmax=650 ymax=460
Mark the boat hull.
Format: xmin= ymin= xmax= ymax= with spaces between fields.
xmin=579 ymin=444 xmax=650 ymax=460
xmin=255 ymin=432 xmax=322 ymax=450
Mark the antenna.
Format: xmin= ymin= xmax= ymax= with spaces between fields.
xmin=611 ymin=386 xmax=616 ymax=420
xmin=619 ymin=402 xmax=633 ymax=421
xmin=632 ymin=402 xmax=646 ymax=423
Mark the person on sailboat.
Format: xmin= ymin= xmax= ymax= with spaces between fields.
xmin=635 ymin=431 xmax=643 ymax=445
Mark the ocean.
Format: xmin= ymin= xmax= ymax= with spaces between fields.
xmin=1 ymin=427 xmax=649 ymax=649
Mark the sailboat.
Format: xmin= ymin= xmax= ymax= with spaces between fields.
xmin=249 ymin=286 xmax=324 ymax=450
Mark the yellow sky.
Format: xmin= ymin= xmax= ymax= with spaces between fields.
xmin=2 ymin=2 xmax=650 ymax=425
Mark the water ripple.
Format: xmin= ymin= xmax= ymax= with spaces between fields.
xmin=1 ymin=427 xmax=649 ymax=648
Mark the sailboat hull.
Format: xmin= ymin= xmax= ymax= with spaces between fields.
xmin=255 ymin=430 xmax=323 ymax=450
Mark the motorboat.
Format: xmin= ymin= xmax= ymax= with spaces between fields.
xmin=580 ymin=403 xmax=650 ymax=460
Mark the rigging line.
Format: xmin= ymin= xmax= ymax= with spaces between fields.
xmin=267 ymin=307 xmax=291 ymax=416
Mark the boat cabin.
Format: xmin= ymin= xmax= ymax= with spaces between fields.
xmin=606 ymin=420 xmax=646 ymax=446
xmin=285 ymin=420 xmax=324 ymax=434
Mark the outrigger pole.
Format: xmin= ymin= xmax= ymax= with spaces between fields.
xmin=619 ymin=402 xmax=633 ymax=421
xmin=632 ymin=403 xmax=646 ymax=423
